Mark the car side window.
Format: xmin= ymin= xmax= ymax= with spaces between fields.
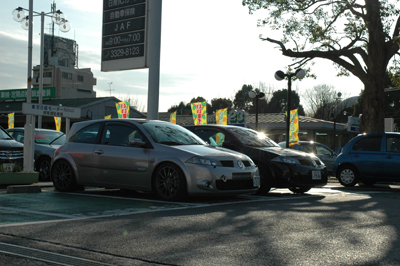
xmin=352 ymin=136 xmax=382 ymax=152
xmin=316 ymin=145 xmax=332 ymax=156
xmin=386 ymin=136 xmax=400 ymax=153
xmin=69 ymin=123 xmax=101 ymax=144
xmin=100 ymin=123 xmax=144 ymax=147
xmin=194 ymin=129 xmax=226 ymax=147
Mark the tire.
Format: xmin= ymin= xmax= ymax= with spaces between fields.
xmin=337 ymin=165 xmax=359 ymax=187
xmin=37 ymin=157 xmax=51 ymax=181
xmin=289 ymin=186 xmax=312 ymax=194
xmin=360 ymin=179 xmax=377 ymax=186
xmin=256 ymin=165 xmax=272 ymax=195
xmin=153 ymin=163 xmax=187 ymax=201
xmin=51 ymin=160 xmax=78 ymax=192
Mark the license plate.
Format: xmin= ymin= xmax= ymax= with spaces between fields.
xmin=253 ymin=176 xmax=260 ymax=187
xmin=2 ymin=163 xmax=14 ymax=172
xmin=312 ymin=171 xmax=321 ymax=180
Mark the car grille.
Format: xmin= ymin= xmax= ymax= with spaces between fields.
xmin=220 ymin=160 xmax=251 ymax=167
xmin=0 ymin=149 xmax=24 ymax=160
xmin=216 ymin=179 xmax=255 ymax=190
xmin=298 ymin=158 xmax=322 ymax=166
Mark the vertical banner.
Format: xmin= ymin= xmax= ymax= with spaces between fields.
xmin=191 ymin=102 xmax=207 ymax=125
xmin=170 ymin=111 xmax=176 ymax=124
xmin=289 ymin=109 xmax=299 ymax=145
xmin=115 ymin=101 xmax=130 ymax=119
xmin=105 ymin=115 xmax=111 ymax=119
xmin=8 ymin=113 xmax=14 ymax=129
xmin=54 ymin=117 xmax=61 ymax=131
xmin=216 ymin=108 xmax=228 ymax=125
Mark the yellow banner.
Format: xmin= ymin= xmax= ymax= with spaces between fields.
xmin=191 ymin=102 xmax=207 ymax=125
xmin=54 ymin=117 xmax=61 ymax=131
xmin=216 ymin=108 xmax=227 ymax=125
xmin=170 ymin=111 xmax=176 ymax=124
xmin=105 ymin=115 xmax=111 ymax=119
xmin=115 ymin=101 xmax=130 ymax=118
xmin=8 ymin=113 xmax=14 ymax=129
xmin=289 ymin=109 xmax=299 ymax=145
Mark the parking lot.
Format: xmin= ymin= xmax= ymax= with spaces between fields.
xmin=0 ymin=181 xmax=347 ymax=227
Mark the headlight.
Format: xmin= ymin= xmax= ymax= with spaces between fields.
xmin=186 ymin=156 xmax=220 ymax=166
xmin=271 ymin=156 xmax=300 ymax=165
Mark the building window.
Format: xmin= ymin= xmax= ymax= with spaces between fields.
xmin=59 ymin=59 xmax=68 ymax=67
xmin=77 ymin=75 xmax=84 ymax=82
xmin=62 ymin=72 xmax=72 ymax=80
xmin=43 ymin=72 xmax=52 ymax=78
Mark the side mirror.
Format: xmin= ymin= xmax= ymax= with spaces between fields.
xmin=129 ymin=138 xmax=146 ymax=147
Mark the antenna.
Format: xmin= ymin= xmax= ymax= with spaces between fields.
xmin=107 ymin=82 xmax=114 ymax=96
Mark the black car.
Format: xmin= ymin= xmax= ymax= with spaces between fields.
xmin=0 ymin=126 xmax=23 ymax=172
xmin=186 ymin=125 xmax=327 ymax=194
xmin=6 ymin=128 xmax=65 ymax=180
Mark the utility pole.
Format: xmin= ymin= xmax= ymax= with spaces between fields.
xmin=107 ymin=82 xmax=114 ymax=96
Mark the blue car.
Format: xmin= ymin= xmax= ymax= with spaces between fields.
xmin=333 ymin=132 xmax=400 ymax=187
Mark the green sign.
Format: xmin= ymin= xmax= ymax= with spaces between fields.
xmin=0 ymin=87 xmax=56 ymax=101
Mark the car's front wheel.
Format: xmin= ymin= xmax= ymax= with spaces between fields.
xmin=289 ymin=186 xmax=311 ymax=194
xmin=51 ymin=160 xmax=78 ymax=192
xmin=256 ymin=165 xmax=271 ymax=195
xmin=337 ymin=165 xmax=359 ymax=187
xmin=37 ymin=157 xmax=51 ymax=181
xmin=153 ymin=163 xmax=187 ymax=201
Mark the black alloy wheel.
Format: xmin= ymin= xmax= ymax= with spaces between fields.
xmin=51 ymin=160 xmax=78 ymax=192
xmin=153 ymin=163 xmax=187 ymax=201
xmin=256 ymin=165 xmax=272 ymax=195
xmin=38 ymin=158 xmax=51 ymax=181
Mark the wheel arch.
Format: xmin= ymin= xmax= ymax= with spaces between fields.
xmin=335 ymin=162 xmax=360 ymax=178
xmin=150 ymin=160 xmax=189 ymax=192
xmin=51 ymin=155 xmax=80 ymax=182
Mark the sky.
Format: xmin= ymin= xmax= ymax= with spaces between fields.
xmin=0 ymin=0 xmax=365 ymax=113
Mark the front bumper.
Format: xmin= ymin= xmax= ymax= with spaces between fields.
xmin=185 ymin=163 xmax=260 ymax=195
xmin=273 ymin=162 xmax=328 ymax=188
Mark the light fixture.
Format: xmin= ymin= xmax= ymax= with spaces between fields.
xmin=248 ymin=90 xmax=266 ymax=131
xmin=274 ymin=68 xmax=306 ymax=148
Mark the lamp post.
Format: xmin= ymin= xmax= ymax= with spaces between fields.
xmin=108 ymin=82 xmax=114 ymax=96
xmin=274 ymin=69 xmax=306 ymax=148
xmin=331 ymin=92 xmax=342 ymax=152
xmin=12 ymin=2 xmax=71 ymax=172
xmin=248 ymin=90 xmax=265 ymax=131
xmin=13 ymin=4 xmax=71 ymax=128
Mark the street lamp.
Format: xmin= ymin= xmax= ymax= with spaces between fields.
xmin=248 ymin=90 xmax=265 ymax=131
xmin=13 ymin=5 xmax=71 ymax=128
xmin=274 ymin=68 xmax=306 ymax=148
xmin=12 ymin=2 xmax=70 ymax=172
xmin=331 ymin=92 xmax=342 ymax=152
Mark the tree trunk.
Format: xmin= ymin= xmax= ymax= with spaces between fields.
xmin=360 ymin=81 xmax=385 ymax=133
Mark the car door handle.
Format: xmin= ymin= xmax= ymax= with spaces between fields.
xmin=94 ymin=150 xmax=104 ymax=155
xmin=353 ymin=154 xmax=360 ymax=158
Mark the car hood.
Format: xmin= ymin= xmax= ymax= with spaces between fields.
xmin=173 ymin=145 xmax=249 ymax=160
xmin=0 ymin=139 xmax=24 ymax=148
xmin=251 ymin=146 xmax=313 ymax=158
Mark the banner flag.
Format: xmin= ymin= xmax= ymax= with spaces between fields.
xmin=216 ymin=108 xmax=228 ymax=125
xmin=8 ymin=113 xmax=14 ymax=129
xmin=289 ymin=109 xmax=299 ymax=145
xmin=54 ymin=117 xmax=61 ymax=131
xmin=191 ymin=102 xmax=207 ymax=125
xmin=115 ymin=101 xmax=130 ymax=118
xmin=105 ymin=115 xmax=111 ymax=119
xmin=170 ymin=111 xmax=177 ymax=124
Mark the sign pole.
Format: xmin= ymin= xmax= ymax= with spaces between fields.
xmin=146 ymin=0 xmax=162 ymax=120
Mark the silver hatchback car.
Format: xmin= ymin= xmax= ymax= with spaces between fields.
xmin=51 ymin=119 xmax=260 ymax=201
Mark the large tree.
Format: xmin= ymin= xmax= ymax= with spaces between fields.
xmin=242 ymin=0 xmax=400 ymax=133
xmin=302 ymin=84 xmax=342 ymax=118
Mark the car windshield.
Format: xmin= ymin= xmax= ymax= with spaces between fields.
xmin=0 ymin=129 xmax=12 ymax=140
xmin=141 ymin=121 xmax=206 ymax=145
xmin=35 ymin=131 xmax=66 ymax=145
xmin=226 ymin=127 xmax=279 ymax=147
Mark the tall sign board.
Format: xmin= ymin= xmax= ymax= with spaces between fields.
xmin=101 ymin=0 xmax=148 ymax=71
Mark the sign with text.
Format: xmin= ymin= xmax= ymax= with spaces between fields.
xmin=22 ymin=103 xmax=81 ymax=119
xmin=0 ymin=87 xmax=56 ymax=101
xmin=101 ymin=0 xmax=148 ymax=71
